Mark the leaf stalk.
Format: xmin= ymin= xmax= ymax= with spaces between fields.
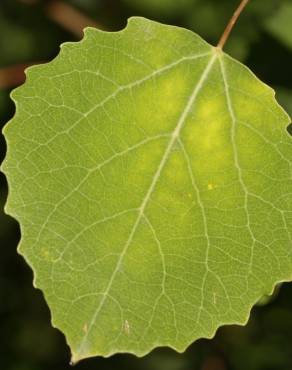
xmin=217 ymin=0 xmax=250 ymax=50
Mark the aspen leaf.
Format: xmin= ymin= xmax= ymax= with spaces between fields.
xmin=2 ymin=17 xmax=292 ymax=362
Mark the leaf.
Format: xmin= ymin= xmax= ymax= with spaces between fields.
xmin=2 ymin=17 xmax=292 ymax=362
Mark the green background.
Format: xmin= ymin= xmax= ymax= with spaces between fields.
xmin=1 ymin=0 xmax=292 ymax=369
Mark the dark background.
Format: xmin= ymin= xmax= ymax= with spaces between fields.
xmin=1 ymin=1 xmax=292 ymax=369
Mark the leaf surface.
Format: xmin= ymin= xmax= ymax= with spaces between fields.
xmin=2 ymin=17 xmax=292 ymax=362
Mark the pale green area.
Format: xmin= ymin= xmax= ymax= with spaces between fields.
xmin=2 ymin=18 xmax=292 ymax=362
xmin=265 ymin=2 xmax=292 ymax=50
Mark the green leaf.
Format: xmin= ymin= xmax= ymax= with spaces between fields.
xmin=2 ymin=17 xmax=292 ymax=362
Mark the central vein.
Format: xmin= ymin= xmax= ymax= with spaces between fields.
xmin=75 ymin=50 xmax=218 ymax=359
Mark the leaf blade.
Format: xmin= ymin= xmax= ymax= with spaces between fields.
xmin=2 ymin=17 xmax=292 ymax=362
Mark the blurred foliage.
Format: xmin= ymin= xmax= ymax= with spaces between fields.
xmin=1 ymin=0 xmax=292 ymax=369
xmin=0 ymin=1 xmax=70 ymax=67
xmin=123 ymin=0 xmax=195 ymax=17
xmin=265 ymin=1 xmax=292 ymax=51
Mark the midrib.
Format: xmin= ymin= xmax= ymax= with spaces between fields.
xmin=75 ymin=51 xmax=218 ymax=359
